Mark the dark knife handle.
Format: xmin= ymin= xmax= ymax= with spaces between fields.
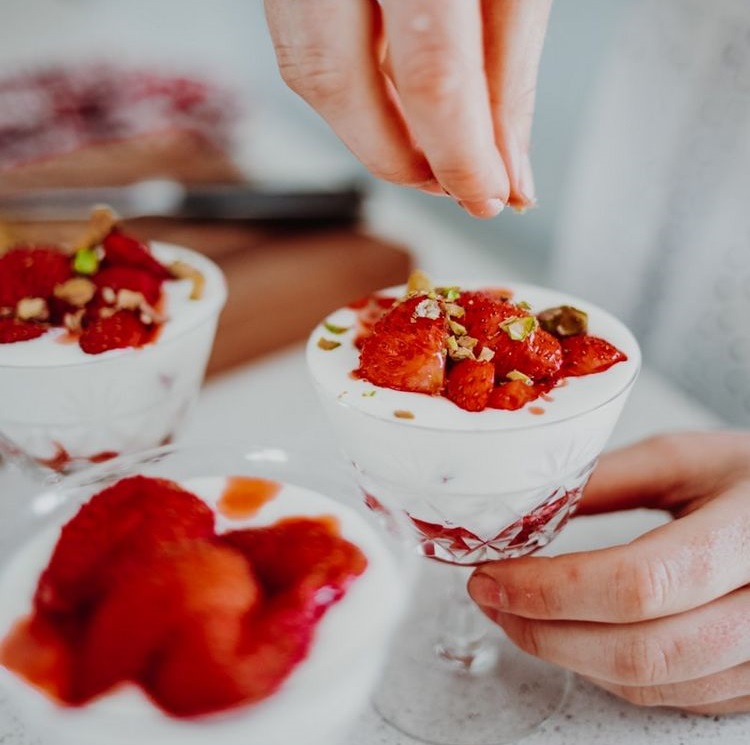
xmin=176 ymin=183 xmax=365 ymax=224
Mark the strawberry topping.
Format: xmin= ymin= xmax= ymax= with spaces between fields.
xmin=357 ymin=294 xmax=448 ymax=394
xmin=0 ymin=318 xmax=47 ymax=343
xmin=79 ymin=310 xmax=152 ymax=354
xmin=102 ymin=231 xmax=173 ymax=279
xmin=351 ymin=276 xmax=628 ymax=412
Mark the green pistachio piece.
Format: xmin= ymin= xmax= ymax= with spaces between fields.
xmin=437 ymin=286 xmax=461 ymax=302
xmin=317 ymin=337 xmax=341 ymax=351
xmin=499 ymin=315 xmax=537 ymax=341
xmin=323 ymin=320 xmax=350 ymax=334
xmin=73 ymin=247 xmax=99 ymax=276
xmin=537 ymin=305 xmax=589 ymax=337
xmin=362 ymin=390 xmax=377 ymax=397
xmin=448 ymin=319 xmax=467 ymax=336
xmin=507 ymin=369 xmax=533 ymax=386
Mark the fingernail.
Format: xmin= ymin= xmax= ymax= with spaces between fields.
xmin=415 ymin=179 xmax=450 ymax=197
xmin=459 ymin=198 xmax=505 ymax=219
xmin=468 ymin=571 xmax=507 ymax=608
xmin=509 ymin=152 xmax=537 ymax=212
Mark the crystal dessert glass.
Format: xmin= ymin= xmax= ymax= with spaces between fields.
xmin=0 ymin=444 xmax=412 ymax=745
xmin=0 ymin=243 xmax=226 ymax=480
xmin=307 ymin=280 xmax=641 ymax=745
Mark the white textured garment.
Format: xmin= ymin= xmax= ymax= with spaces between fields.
xmin=551 ymin=0 xmax=750 ymax=425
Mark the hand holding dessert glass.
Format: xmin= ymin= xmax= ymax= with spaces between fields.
xmin=0 ymin=444 xmax=411 ymax=745
xmin=307 ymin=271 xmax=640 ymax=745
xmin=0 ymin=209 xmax=226 ymax=479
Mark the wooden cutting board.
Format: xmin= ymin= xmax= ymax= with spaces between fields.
xmin=1 ymin=217 xmax=413 ymax=377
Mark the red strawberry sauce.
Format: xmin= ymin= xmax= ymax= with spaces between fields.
xmin=0 ymin=476 xmax=367 ymax=717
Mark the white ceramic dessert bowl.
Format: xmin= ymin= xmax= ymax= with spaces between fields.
xmin=0 ymin=445 xmax=411 ymax=745
xmin=0 ymin=243 xmax=227 ymax=473
xmin=307 ymin=281 xmax=641 ymax=554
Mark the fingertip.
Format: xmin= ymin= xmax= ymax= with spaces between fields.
xmin=467 ymin=570 xmax=508 ymax=608
xmin=459 ymin=197 xmax=506 ymax=218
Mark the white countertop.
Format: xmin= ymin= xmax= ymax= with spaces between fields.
xmin=0 ymin=163 xmax=744 ymax=745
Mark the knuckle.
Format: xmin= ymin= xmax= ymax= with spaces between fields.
xmin=613 ymin=556 xmax=674 ymax=620
xmin=275 ymin=44 xmax=349 ymax=104
xmin=612 ymin=633 xmax=671 ymax=686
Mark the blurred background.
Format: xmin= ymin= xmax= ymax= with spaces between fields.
xmin=2 ymin=0 xmax=750 ymax=426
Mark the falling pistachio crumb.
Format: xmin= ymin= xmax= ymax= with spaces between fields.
xmin=394 ymin=409 xmax=415 ymax=420
xmin=362 ymin=390 xmax=377 ymax=398
xmin=317 ymin=337 xmax=341 ymax=351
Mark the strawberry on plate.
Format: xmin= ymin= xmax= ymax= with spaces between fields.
xmin=561 ymin=335 xmax=628 ymax=376
xmin=460 ymin=290 xmax=520 ymax=349
xmin=444 ymin=358 xmax=495 ymax=412
xmin=357 ymin=294 xmax=448 ymax=394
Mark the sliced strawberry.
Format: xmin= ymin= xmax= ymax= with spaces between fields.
xmin=94 ymin=266 xmax=163 ymax=306
xmin=459 ymin=290 xmax=521 ymax=348
xmin=444 ymin=359 xmax=495 ymax=412
xmin=78 ymin=541 xmax=259 ymax=702
xmin=487 ymin=379 xmax=541 ymax=410
xmin=219 ymin=517 xmax=367 ymax=602
xmin=492 ymin=326 xmax=563 ymax=381
xmin=0 ymin=318 xmax=47 ymax=343
xmin=35 ymin=476 xmax=215 ymax=616
xmin=78 ymin=310 xmax=151 ymax=354
xmin=349 ymin=294 xmax=396 ymax=347
xmin=357 ymin=294 xmax=448 ymax=394
xmin=0 ymin=247 xmax=73 ymax=307
xmin=103 ymin=231 xmax=171 ymax=279
xmin=561 ymin=335 xmax=628 ymax=376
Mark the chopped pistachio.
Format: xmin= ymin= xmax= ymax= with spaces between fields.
xmin=73 ymin=206 xmax=118 ymax=251
xmin=449 ymin=346 xmax=474 ymax=361
xmin=448 ymin=319 xmax=467 ymax=336
xmin=116 ymin=289 xmax=147 ymax=311
xmin=457 ymin=335 xmax=478 ymax=349
xmin=16 ymin=297 xmax=48 ymax=321
xmin=317 ymin=337 xmax=341 ymax=351
xmin=507 ymin=369 xmax=533 ymax=386
xmin=477 ymin=346 xmax=495 ymax=362
xmin=362 ymin=390 xmax=377 ymax=398
xmin=414 ymin=297 xmax=441 ymax=320
xmin=499 ymin=315 xmax=537 ymax=341
xmin=73 ymin=247 xmax=100 ymax=276
xmin=446 ymin=336 xmax=459 ymax=353
xmin=64 ymin=310 xmax=84 ymax=332
xmin=406 ymin=270 xmax=433 ymax=294
xmin=54 ymin=277 xmax=96 ymax=308
xmin=445 ymin=302 xmax=465 ymax=318
xmin=437 ymin=286 xmax=461 ymax=302
xmin=170 ymin=260 xmax=205 ymax=300
xmin=101 ymin=287 xmax=117 ymax=305
xmin=517 ymin=300 xmax=532 ymax=311
xmin=394 ymin=409 xmax=415 ymax=420
xmin=323 ymin=320 xmax=351 ymax=335
xmin=537 ymin=305 xmax=589 ymax=337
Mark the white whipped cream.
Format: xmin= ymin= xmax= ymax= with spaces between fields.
xmin=307 ymin=281 xmax=641 ymax=541
xmin=0 ymin=477 xmax=406 ymax=745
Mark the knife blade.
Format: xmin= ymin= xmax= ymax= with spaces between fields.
xmin=0 ymin=180 xmax=365 ymax=224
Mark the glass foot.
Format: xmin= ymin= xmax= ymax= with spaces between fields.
xmin=373 ymin=561 xmax=571 ymax=745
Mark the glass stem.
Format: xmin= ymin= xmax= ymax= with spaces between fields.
xmin=433 ymin=564 xmax=495 ymax=673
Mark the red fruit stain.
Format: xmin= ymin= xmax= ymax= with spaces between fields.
xmin=529 ymin=406 xmax=545 ymax=416
xmin=217 ymin=477 xmax=281 ymax=520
